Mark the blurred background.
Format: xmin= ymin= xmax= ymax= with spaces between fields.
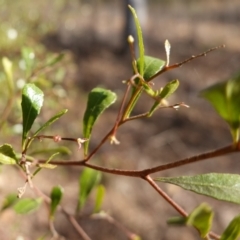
xmin=0 ymin=0 xmax=240 ymax=239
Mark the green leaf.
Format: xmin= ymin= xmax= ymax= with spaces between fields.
xmin=167 ymin=216 xmax=187 ymax=225
xmin=2 ymin=57 xmax=14 ymax=94
xmin=38 ymin=163 xmax=57 ymax=169
xmin=221 ymin=215 xmax=240 ymax=240
xmin=128 ymin=56 xmax=166 ymax=119
xmin=33 ymin=109 xmax=68 ymax=137
xmin=33 ymin=152 xmax=59 ymax=177
xmin=94 ymin=184 xmax=105 ymax=213
xmin=83 ymin=87 xmax=117 ymax=156
xmin=168 ymin=204 xmax=213 ymax=237
xmin=1 ymin=193 xmax=18 ymax=211
xmin=29 ymin=146 xmax=71 ymax=156
xmin=137 ymin=56 xmax=166 ymax=81
xmin=187 ymin=203 xmax=213 ymax=238
xmin=201 ymin=74 xmax=240 ymax=142
xmin=0 ymin=144 xmax=18 ymax=164
xmin=21 ymin=83 xmax=44 ymax=148
xmin=13 ymin=198 xmax=42 ymax=214
xmin=155 ymin=173 xmax=240 ymax=204
xmin=24 ymin=109 xmax=68 ymax=151
xmin=78 ymin=168 xmax=101 ymax=211
xmin=50 ymin=186 xmax=63 ymax=219
xmin=159 ymin=79 xmax=179 ymax=99
xmin=46 ymin=52 xmax=64 ymax=67
xmin=148 ymin=79 xmax=179 ymax=117
xmin=128 ymin=5 xmax=145 ymax=75
xmin=21 ymin=47 xmax=35 ymax=77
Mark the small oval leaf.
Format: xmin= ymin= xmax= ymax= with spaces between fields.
xmin=0 ymin=144 xmax=18 ymax=164
xmin=21 ymin=47 xmax=35 ymax=77
xmin=187 ymin=203 xmax=213 ymax=238
xmin=1 ymin=193 xmax=18 ymax=211
xmin=78 ymin=168 xmax=101 ymax=212
xmin=167 ymin=216 xmax=186 ymax=226
xmin=159 ymin=79 xmax=179 ymax=99
xmin=128 ymin=5 xmax=144 ymax=75
xmin=148 ymin=79 xmax=180 ymax=117
xmin=46 ymin=52 xmax=64 ymax=67
xmin=21 ymin=83 xmax=44 ymax=148
xmin=137 ymin=56 xmax=166 ymax=81
xmin=94 ymin=184 xmax=105 ymax=213
xmin=14 ymin=198 xmax=42 ymax=214
xmin=50 ymin=186 xmax=63 ymax=218
xmin=30 ymin=146 xmax=71 ymax=156
xmin=2 ymin=57 xmax=14 ymax=93
xmin=38 ymin=163 xmax=57 ymax=169
xmin=201 ymin=74 xmax=240 ymax=142
xmin=33 ymin=109 xmax=68 ymax=137
xmin=221 ymin=215 xmax=240 ymax=240
xmin=156 ymin=173 xmax=240 ymax=204
xmin=83 ymin=87 xmax=117 ymax=155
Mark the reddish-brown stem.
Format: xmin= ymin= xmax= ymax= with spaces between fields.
xmin=38 ymin=143 xmax=239 ymax=178
xmin=37 ymin=190 xmax=91 ymax=240
xmin=60 ymin=208 xmax=92 ymax=240
xmin=49 ymin=219 xmax=59 ymax=238
xmin=112 ymin=82 xmax=132 ymax=136
xmin=34 ymin=135 xmax=79 ymax=142
xmin=148 ymin=45 xmax=225 ymax=81
xmin=122 ymin=112 xmax=149 ymax=122
xmin=93 ymin=213 xmax=139 ymax=240
xmin=140 ymin=144 xmax=236 ymax=175
xmin=22 ymin=135 xmax=83 ymax=155
xmin=209 ymin=232 xmax=221 ymax=240
xmin=144 ymin=175 xmax=188 ymax=216
xmin=85 ymin=126 xmax=115 ymax=161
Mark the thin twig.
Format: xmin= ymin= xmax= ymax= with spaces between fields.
xmin=0 ymin=96 xmax=14 ymax=130
xmin=92 ymin=212 xmax=139 ymax=240
xmin=85 ymin=126 xmax=115 ymax=161
xmin=112 ymin=82 xmax=132 ymax=137
xmin=49 ymin=219 xmax=59 ymax=239
xmin=141 ymin=144 xmax=236 ymax=175
xmin=209 ymin=232 xmax=221 ymax=240
xmin=60 ymin=207 xmax=92 ymax=240
xmin=38 ymin=143 xmax=240 ymax=178
xmin=144 ymin=175 xmax=188 ymax=216
xmin=122 ymin=112 xmax=149 ymax=122
xmin=148 ymin=45 xmax=225 ymax=81
xmin=26 ymin=53 xmax=65 ymax=82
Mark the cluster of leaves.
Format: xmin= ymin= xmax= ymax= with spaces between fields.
xmin=1 ymin=4 xmax=240 ymax=240
xmin=128 ymin=7 xmax=240 ymax=239
xmin=0 ymin=45 xmax=103 ymax=237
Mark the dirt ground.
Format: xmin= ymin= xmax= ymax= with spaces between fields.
xmin=1 ymin=1 xmax=240 ymax=239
